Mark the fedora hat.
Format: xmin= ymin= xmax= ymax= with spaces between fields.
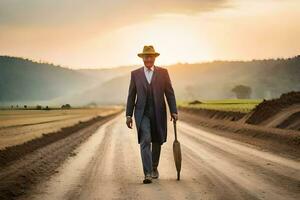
xmin=137 ymin=45 xmax=160 ymax=58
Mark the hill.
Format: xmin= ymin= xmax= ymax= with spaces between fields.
xmin=64 ymin=56 xmax=300 ymax=105
xmin=1 ymin=55 xmax=299 ymax=106
xmin=0 ymin=56 xmax=97 ymax=103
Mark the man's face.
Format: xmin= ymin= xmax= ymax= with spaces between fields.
xmin=143 ymin=55 xmax=156 ymax=68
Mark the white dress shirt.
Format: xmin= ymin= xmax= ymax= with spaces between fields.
xmin=126 ymin=65 xmax=154 ymax=118
xmin=144 ymin=65 xmax=154 ymax=84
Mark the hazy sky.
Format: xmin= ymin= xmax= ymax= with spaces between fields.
xmin=0 ymin=0 xmax=299 ymax=68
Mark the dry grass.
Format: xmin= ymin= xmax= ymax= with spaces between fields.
xmin=0 ymin=106 xmax=123 ymax=149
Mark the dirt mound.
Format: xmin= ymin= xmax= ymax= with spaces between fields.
xmin=179 ymin=110 xmax=300 ymax=158
xmin=179 ymin=107 xmax=245 ymax=121
xmin=188 ymin=100 xmax=202 ymax=105
xmin=277 ymin=111 xmax=300 ymax=130
xmin=245 ymin=91 xmax=300 ymax=125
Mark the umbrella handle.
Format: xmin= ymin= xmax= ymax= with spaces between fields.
xmin=173 ymin=120 xmax=178 ymax=141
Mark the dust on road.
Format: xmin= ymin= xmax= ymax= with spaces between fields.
xmin=22 ymin=112 xmax=300 ymax=200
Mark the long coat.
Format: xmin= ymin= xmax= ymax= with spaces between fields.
xmin=126 ymin=66 xmax=178 ymax=145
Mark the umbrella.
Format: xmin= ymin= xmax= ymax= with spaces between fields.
xmin=172 ymin=120 xmax=182 ymax=180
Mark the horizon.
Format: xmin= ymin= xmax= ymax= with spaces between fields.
xmin=1 ymin=0 xmax=300 ymax=69
xmin=1 ymin=54 xmax=299 ymax=70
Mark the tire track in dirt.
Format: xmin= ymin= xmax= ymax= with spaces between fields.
xmin=20 ymin=112 xmax=300 ymax=200
xmin=0 ymin=111 xmax=122 ymax=200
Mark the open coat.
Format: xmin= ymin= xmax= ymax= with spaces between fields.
xmin=126 ymin=66 xmax=178 ymax=145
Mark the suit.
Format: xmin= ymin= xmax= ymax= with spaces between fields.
xmin=126 ymin=65 xmax=178 ymax=145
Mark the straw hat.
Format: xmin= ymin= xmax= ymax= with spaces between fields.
xmin=137 ymin=45 xmax=160 ymax=58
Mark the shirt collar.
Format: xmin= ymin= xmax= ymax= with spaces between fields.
xmin=144 ymin=65 xmax=154 ymax=72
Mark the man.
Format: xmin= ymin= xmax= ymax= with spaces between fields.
xmin=125 ymin=45 xmax=178 ymax=184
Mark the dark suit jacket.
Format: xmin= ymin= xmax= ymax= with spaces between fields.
xmin=126 ymin=65 xmax=177 ymax=144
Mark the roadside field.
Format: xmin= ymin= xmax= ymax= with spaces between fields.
xmin=178 ymin=99 xmax=263 ymax=113
xmin=0 ymin=106 xmax=123 ymax=149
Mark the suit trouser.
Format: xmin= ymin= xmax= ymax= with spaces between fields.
xmin=139 ymin=114 xmax=161 ymax=176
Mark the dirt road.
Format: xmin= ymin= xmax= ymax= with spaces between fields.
xmin=22 ymin=112 xmax=300 ymax=200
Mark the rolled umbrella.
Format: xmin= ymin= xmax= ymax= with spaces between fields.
xmin=172 ymin=120 xmax=182 ymax=180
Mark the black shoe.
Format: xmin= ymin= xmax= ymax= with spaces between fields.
xmin=151 ymin=168 xmax=159 ymax=179
xmin=143 ymin=174 xmax=152 ymax=184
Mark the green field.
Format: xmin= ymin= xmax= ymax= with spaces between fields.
xmin=178 ymin=99 xmax=263 ymax=113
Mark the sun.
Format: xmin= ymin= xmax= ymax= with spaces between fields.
xmin=90 ymin=14 xmax=213 ymax=67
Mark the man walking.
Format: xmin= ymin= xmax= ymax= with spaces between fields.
xmin=125 ymin=45 xmax=178 ymax=184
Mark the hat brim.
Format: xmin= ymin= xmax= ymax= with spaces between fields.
xmin=137 ymin=52 xmax=160 ymax=58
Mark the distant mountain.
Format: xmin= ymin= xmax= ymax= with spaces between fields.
xmin=166 ymin=56 xmax=300 ymax=100
xmin=50 ymin=75 xmax=131 ymax=106
xmin=53 ymin=56 xmax=300 ymax=106
xmin=77 ymin=65 xmax=137 ymax=84
xmin=1 ymin=55 xmax=299 ymax=106
xmin=0 ymin=56 xmax=97 ymax=103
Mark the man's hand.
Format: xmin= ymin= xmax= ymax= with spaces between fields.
xmin=170 ymin=113 xmax=178 ymax=122
xmin=126 ymin=116 xmax=133 ymax=129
